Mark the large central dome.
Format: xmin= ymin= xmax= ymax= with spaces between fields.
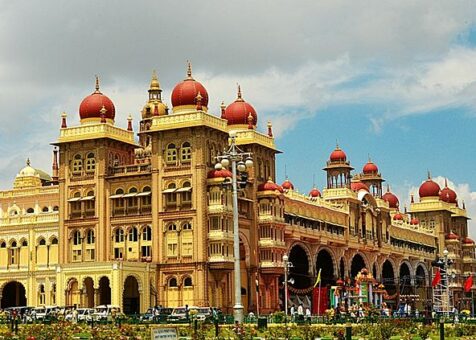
xmin=171 ymin=62 xmax=209 ymax=112
xmin=223 ymin=85 xmax=257 ymax=127
xmin=79 ymin=77 xmax=115 ymax=122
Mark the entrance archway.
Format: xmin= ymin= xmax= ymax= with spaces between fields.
xmin=1 ymin=281 xmax=26 ymax=308
xmin=399 ymin=262 xmax=412 ymax=295
xmin=339 ymin=258 xmax=345 ymax=279
xmin=382 ymin=260 xmax=396 ymax=295
xmin=123 ymin=276 xmax=140 ymax=315
xmin=315 ymin=249 xmax=335 ymax=285
xmin=288 ymin=245 xmax=310 ymax=289
xmin=351 ymin=254 xmax=366 ymax=278
xmin=99 ymin=277 xmax=111 ymax=305
xmin=66 ymin=278 xmax=80 ymax=307
xmin=415 ymin=265 xmax=426 ymax=287
xmin=83 ymin=277 xmax=94 ymax=308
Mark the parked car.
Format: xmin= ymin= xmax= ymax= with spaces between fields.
xmin=33 ymin=306 xmax=58 ymax=321
xmin=92 ymin=305 xmax=122 ymax=321
xmin=65 ymin=308 xmax=95 ymax=322
xmin=167 ymin=306 xmax=212 ymax=322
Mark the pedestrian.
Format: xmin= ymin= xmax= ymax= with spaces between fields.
xmin=297 ymin=303 xmax=304 ymax=321
xmin=185 ymin=304 xmax=190 ymax=322
xmin=290 ymin=304 xmax=295 ymax=320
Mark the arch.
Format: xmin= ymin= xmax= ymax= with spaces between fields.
xmin=66 ymin=277 xmax=80 ymax=307
xmin=339 ymin=257 xmax=346 ymax=279
xmin=315 ymin=248 xmax=336 ymax=285
xmin=399 ymin=262 xmax=412 ymax=294
xmin=1 ymin=281 xmax=26 ymax=308
xmin=37 ymin=237 xmax=46 ymax=246
xmin=183 ymin=276 xmax=193 ymax=287
xmin=381 ymin=259 xmax=396 ymax=295
xmin=42 ymin=206 xmax=49 ymax=213
xmin=239 ymin=232 xmax=251 ymax=268
xmin=372 ymin=262 xmax=378 ymax=280
xmin=288 ymin=243 xmax=311 ymax=289
xmin=350 ymin=253 xmax=367 ymax=278
xmin=168 ymin=277 xmax=178 ymax=288
xmin=26 ymin=208 xmax=34 ymax=214
xmin=83 ymin=277 xmax=95 ymax=308
xmin=98 ymin=276 xmax=111 ymax=305
xmin=128 ymin=187 xmax=138 ymax=193
xmin=50 ymin=236 xmax=58 ymax=245
xmin=142 ymin=225 xmax=152 ymax=241
xmin=123 ymin=276 xmax=140 ymax=315
xmin=415 ymin=263 xmax=429 ymax=286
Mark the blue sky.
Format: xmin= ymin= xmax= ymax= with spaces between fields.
xmin=0 ymin=1 xmax=475 ymax=234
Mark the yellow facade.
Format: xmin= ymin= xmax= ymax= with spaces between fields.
xmin=0 ymin=69 xmax=473 ymax=314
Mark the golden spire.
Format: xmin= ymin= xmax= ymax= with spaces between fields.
xmin=150 ymin=69 xmax=161 ymax=90
xmin=186 ymin=60 xmax=193 ymax=79
xmin=26 ymin=158 xmax=31 ymax=166
xmin=445 ymin=178 xmax=448 ymax=188
xmin=95 ymin=75 xmax=101 ymax=93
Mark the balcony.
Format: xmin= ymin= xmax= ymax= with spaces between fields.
xmin=208 ymin=230 xmax=233 ymax=241
xmin=208 ymin=255 xmax=234 ymax=271
xmin=260 ymin=261 xmax=285 ymax=275
xmin=463 ymin=256 xmax=476 ymax=264
xmin=258 ymin=239 xmax=286 ymax=248
xmin=258 ymin=214 xmax=285 ymax=224
xmin=208 ymin=203 xmax=232 ymax=214
xmin=109 ymin=164 xmax=151 ymax=176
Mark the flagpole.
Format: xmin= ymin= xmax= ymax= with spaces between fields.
xmin=255 ymin=273 xmax=260 ymax=318
xmin=317 ymin=279 xmax=322 ymax=316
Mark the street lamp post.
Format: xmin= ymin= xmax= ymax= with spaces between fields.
xmin=283 ymin=254 xmax=294 ymax=321
xmin=443 ymin=248 xmax=453 ymax=315
xmin=215 ymin=131 xmax=253 ymax=323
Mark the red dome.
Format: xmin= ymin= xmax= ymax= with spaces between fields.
xmin=171 ymin=64 xmax=209 ymax=109
xmin=207 ymin=168 xmax=232 ymax=179
xmin=419 ymin=178 xmax=440 ymax=198
xmin=382 ymin=187 xmax=399 ymax=209
xmin=351 ymin=181 xmax=369 ymax=192
xmin=393 ymin=213 xmax=403 ymax=220
xmin=463 ymin=237 xmax=475 ymax=244
xmin=282 ymin=179 xmax=294 ymax=190
xmin=224 ymin=86 xmax=257 ymax=126
xmin=258 ymin=179 xmax=280 ymax=192
xmin=410 ymin=218 xmax=419 ymax=225
xmin=309 ymin=188 xmax=321 ymax=198
xmin=363 ymin=161 xmax=378 ymax=174
xmin=446 ymin=232 xmax=459 ymax=240
xmin=440 ymin=180 xmax=457 ymax=203
xmin=79 ymin=79 xmax=115 ymax=121
xmin=330 ymin=147 xmax=347 ymax=162
xmin=277 ymin=185 xmax=284 ymax=193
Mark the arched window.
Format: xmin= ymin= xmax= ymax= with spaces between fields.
xmin=42 ymin=206 xmax=49 ymax=213
xmin=53 ymin=206 xmax=59 ymax=212
xmin=51 ymin=237 xmax=58 ymax=245
xmin=183 ymin=222 xmax=192 ymax=230
xmin=184 ymin=277 xmax=193 ymax=287
xmin=0 ymin=241 xmax=6 ymax=248
xmin=180 ymin=181 xmax=192 ymax=206
xmin=84 ymin=190 xmax=95 ymax=217
xmin=129 ymin=227 xmax=138 ymax=242
xmin=86 ymin=230 xmax=95 ymax=244
xmin=165 ymin=183 xmax=177 ymax=208
xmin=26 ymin=208 xmax=34 ymax=214
xmin=181 ymin=142 xmax=191 ymax=163
xmin=141 ymin=186 xmax=152 ymax=208
xmin=72 ymin=154 xmax=83 ymax=174
xmin=39 ymin=238 xmax=46 ymax=246
xmin=166 ymin=143 xmax=177 ymax=165
xmin=73 ymin=231 xmax=81 ymax=245
xmin=85 ymin=153 xmax=96 ymax=173
xmin=21 ymin=240 xmax=28 ymax=247
xmin=169 ymin=278 xmax=177 ymax=288
xmin=142 ymin=226 xmax=152 ymax=241
xmin=168 ymin=224 xmax=177 ymax=231
xmin=115 ymin=228 xmax=124 ymax=243
xmin=166 ymin=223 xmax=178 ymax=257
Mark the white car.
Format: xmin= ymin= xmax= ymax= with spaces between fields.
xmin=65 ymin=308 xmax=95 ymax=322
xmin=168 ymin=306 xmax=212 ymax=322
xmin=33 ymin=306 xmax=58 ymax=321
xmin=92 ymin=305 xmax=122 ymax=321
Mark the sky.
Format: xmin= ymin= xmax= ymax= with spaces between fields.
xmin=1 ymin=1 xmax=476 ymax=234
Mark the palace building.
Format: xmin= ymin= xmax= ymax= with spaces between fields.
xmin=0 ymin=64 xmax=474 ymax=314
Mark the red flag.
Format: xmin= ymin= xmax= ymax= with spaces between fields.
xmin=432 ymin=269 xmax=441 ymax=288
xmin=464 ymin=275 xmax=473 ymax=293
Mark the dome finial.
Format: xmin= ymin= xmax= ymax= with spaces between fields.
xmin=247 ymin=112 xmax=254 ymax=129
xmin=427 ymin=170 xmax=431 ymax=180
xmin=267 ymin=121 xmax=273 ymax=137
xmin=284 ymin=164 xmax=288 ymax=179
xmin=127 ymin=114 xmax=133 ymax=131
xmin=368 ymin=154 xmax=371 ymax=162
xmin=150 ymin=69 xmax=161 ymax=90
xmin=95 ymin=75 xmax=100 ymax=93
xmin=237 ymin=83 xmax=242 ymax=100
xmin=386 ymin=184 xmax=390 ymax=192
xmin=336 ymin=139 xmax=340 ymax=149
xmin=196 ymin=91 xmax=203 ymax=111
xmin=186 ymin=60 xmax=193 ymax=79
xmin=26 ymin=158 xmax=31 ymax=166
xmin=445 ymin=178 xmax=448 ymax=188
xmin=61 ymin=112 xmax=67 ymax=128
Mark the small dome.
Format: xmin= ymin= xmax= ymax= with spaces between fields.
xmin=171 ymin=63 xmax=208 ymax=110
xmin=258 ymin=178 xmax=280 ymax=192
xmin=446 ymin=232 xmax=459 ymax=240
xmin=330 ymin=146 xmax=347 ymax=162
xmin=223 ymin=85 xmax=257 ymax=126
xmin=410 ymin=218 xmax=419 ymax=225
xmin=142 ymin=102 xmax=167 ymax=119
xmin=207 ymin=168 xmax=232 ymax=179
xmin=282 ymin=179 xmax=294 ymax=191
xmin=277 ymin=185 xmax=284 ymax=193
xmin=309 ymin=187 xmax=321 ymax=198
xmin=419 ymin=175 xmax=440 ymax=198
xmin=463 ymin=237 xmax=475 ymax=244
xmin=79 ymin=77 xmax=115 ymax=121
xmin=363 ymin=160 xmax=378 ymax=174
xmin=382 ymin=186 xmax=399 ymax=209
xmin=351 ymin=181 xmax=369 ymax=192
xmin=393 ymin=213 xmax=403 ymax=221
xmin=18 ymin=159 xmax=38 ymax=177
xmin=439 ymin=179 xmax=457 ymax=203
